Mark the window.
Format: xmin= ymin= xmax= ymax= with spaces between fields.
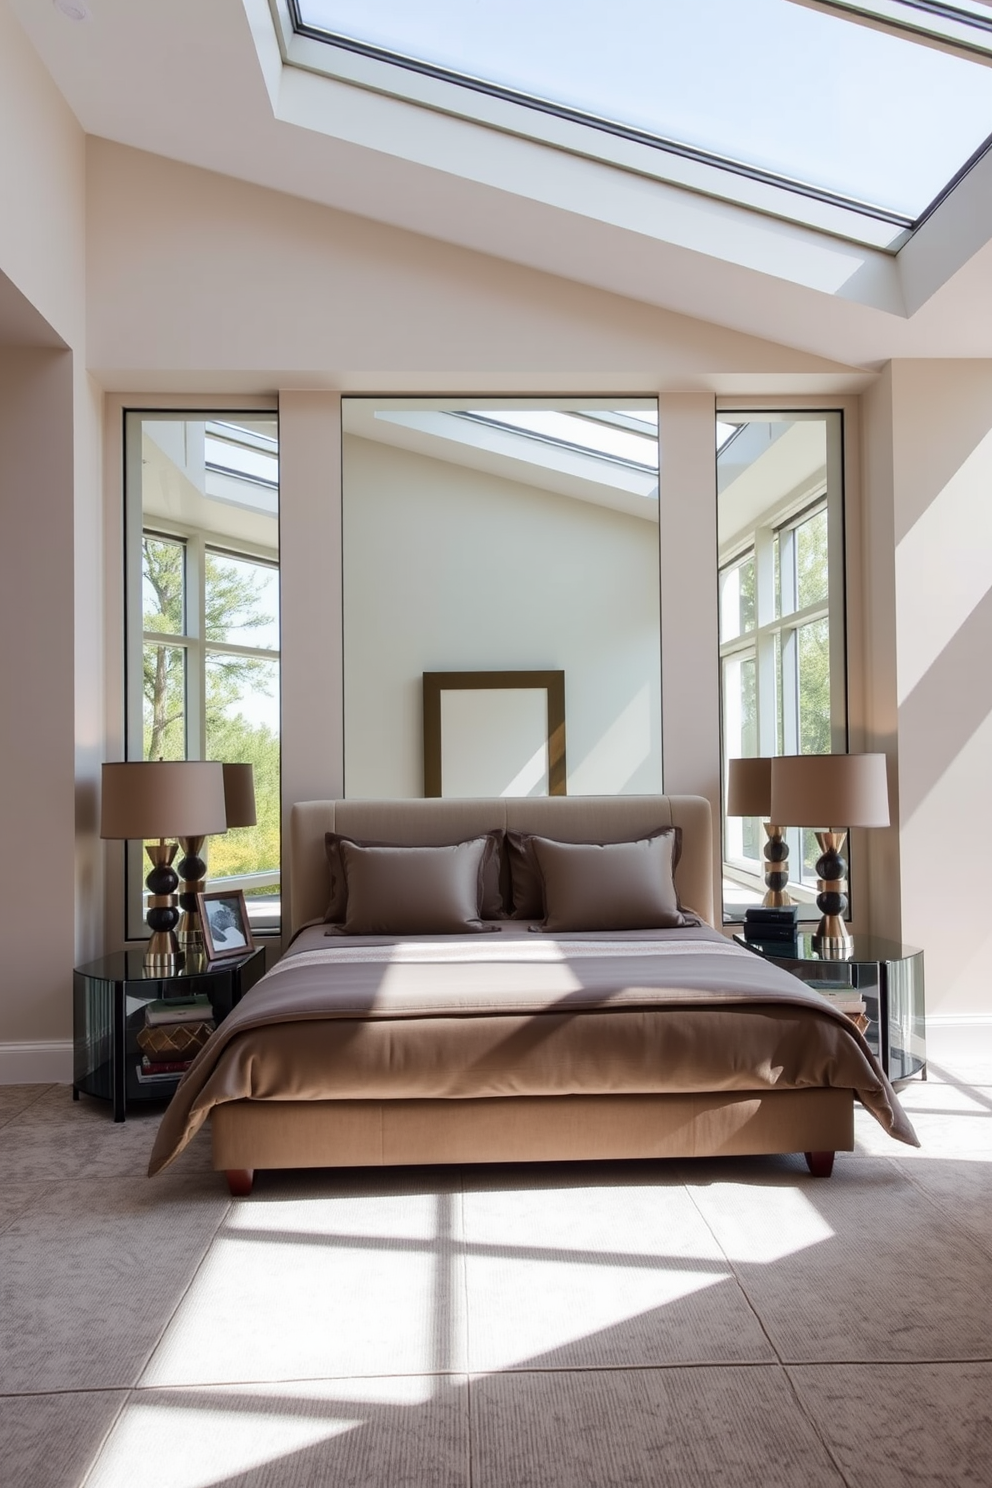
xmin=289 ymin=0 xmax=992 ymax=246
xmin=719 ymin=412 xmax=846 ymax=920
xmin=125 ymin=414 xmax=281 ymax=937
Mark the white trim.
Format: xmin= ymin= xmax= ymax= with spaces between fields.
xmin=926 ymin=1013 xmax=992 ymax=1028
xmin=0 ymin=1041 xmax=74 ymax=1085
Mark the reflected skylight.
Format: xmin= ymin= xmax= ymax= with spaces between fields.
xmin=293 ymin=0 xmax=992 ymax=236
xmin=206 ymin=420 xmax=279 ymax=488
xmin=461 ymin=409 xmax=658 ymax=471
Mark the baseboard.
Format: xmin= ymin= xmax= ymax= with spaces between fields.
xmin=0 ymin=1041 xmax=74 ymax=1085
xmin=926 ymin=1014 xmax=992 ymax=1028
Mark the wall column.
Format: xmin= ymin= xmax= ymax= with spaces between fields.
xmin=657 ymin=391 xmax=721 ymax=913
xmin=278 ymin=391 xmax=343 ymax=924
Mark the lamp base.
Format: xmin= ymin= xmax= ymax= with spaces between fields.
xmin=144 ymin=839 xmax=180 ymax=973
xmin=176 ymin=835 xmax=207 ymax=953
xmin=143 ymin=933 xmax=181 ymax=975
xmin=813 ymin=831 xmax=851 ymax=960
xmin=762 ymin=823 xmax=792 ymax=907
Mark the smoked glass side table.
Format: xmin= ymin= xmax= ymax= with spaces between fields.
xmin=73 ymin=946 xmax=267 ymax=1121
xmin=734 ymin=932 xmax=925 ymax=1083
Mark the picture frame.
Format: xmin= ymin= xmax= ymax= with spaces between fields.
xmin=195 ymin=888 xmax=255 ymax=961
xmin=423 ymin=669 xmax=566 ymax=798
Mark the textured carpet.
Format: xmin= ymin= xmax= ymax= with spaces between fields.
xmin=2 ymin=1046 xmax=992 ymax=1487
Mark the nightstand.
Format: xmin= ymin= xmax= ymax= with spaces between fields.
xmin=733 ymin=931 xmax=926 ymax=1082
xmin=73 ymin=946 xmax=267 ymax=1121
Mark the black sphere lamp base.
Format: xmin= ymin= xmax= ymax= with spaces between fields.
xmin=812 ymin=830 xmax=852 ymax=960
xmin=143 ymin=839 xmax=181 ymax=972
xmin=762 ymin=823 xmax=792 ymax=908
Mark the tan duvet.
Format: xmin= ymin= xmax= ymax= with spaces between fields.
xmin=149 ymin=924 xmax=917 ymax=1173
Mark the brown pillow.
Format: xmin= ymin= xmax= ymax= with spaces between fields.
xmin=326 ymin=828 xmax=504 ymax=922
xmin=525 ymin=829 xmax=694 ymax=932
xmin=337 ymin=837 xmax=497 ymax=935
xmin=507 ymin=827 xmax=684 ymax=918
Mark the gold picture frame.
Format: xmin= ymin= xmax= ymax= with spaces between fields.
xmin=423 ymin=669 xmax=566 ymax=798
xmin=195 ymin=888 xmax=256 ymax=961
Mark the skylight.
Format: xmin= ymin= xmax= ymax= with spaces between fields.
xmin=459 ymin=410 xmax=659 ymax=472
xmin=291 ymin=0 xmax=992 ymax=245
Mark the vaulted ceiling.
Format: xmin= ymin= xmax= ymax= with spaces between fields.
xmin=11 ymin=0 xmax=992 ymax=368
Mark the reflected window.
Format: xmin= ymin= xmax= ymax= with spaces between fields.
xmin=125 ymin=414 xmax=281 ymax=936
xmin=719 ymin=412 xmax=845 ymax=921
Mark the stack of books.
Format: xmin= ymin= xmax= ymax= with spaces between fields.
xmin=135 ymin=995 xmax=214 ymax=1085
xmin=742 ymin=904 xmax=799 ymax=950
xmin=811 ymin=981 xmax=869 ymax=1034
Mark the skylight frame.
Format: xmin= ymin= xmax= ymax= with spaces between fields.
xmin=282 ymin=0 xmax=992 ymax=251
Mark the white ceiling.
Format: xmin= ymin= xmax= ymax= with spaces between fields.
xmin=10 ymin=0 xmax=992 ymax=368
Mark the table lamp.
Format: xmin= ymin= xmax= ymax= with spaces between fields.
xmin=726 ymin=756 xmax=791 ymax=907
xmin=175 ymin=763 xmax=257 ymax=954
xmin=770 ymin=753 xmax=889 ymax=957
xmin=101 ymin=761 xmax=228 ymax=969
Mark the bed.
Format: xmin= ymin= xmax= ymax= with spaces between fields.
xmin=148 ymin=794 xmax=917 ymax=1194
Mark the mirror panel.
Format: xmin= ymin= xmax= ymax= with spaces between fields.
xmin=342 ymin=398 xmax=661 ymax=799
xmin=718 ymin=410 xmax=846 ymax=922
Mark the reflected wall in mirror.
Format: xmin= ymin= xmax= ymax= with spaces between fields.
xmin=124 ymin=412 xmax=281 ymax=937
xmin=342 ymin=398 xmax=661 ymax=799
xmin=718 ymin=410 xmax=847 ymax=923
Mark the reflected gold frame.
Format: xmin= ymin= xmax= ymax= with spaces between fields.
xmin=423 ymin=670 xmax=566 ymax=798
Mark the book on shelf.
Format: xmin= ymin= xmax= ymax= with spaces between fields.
xmin=143 ymin=995 xmax=214 ymax=1027
xmin=135 ymin=1062 xmax=189 ymax=1085
xmin=814 ymin=987 xmax=866 ymax=1015
xmin=140 ymin=1056 xmax=194 ymax=1075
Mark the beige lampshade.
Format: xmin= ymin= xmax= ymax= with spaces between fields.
xmin=726 ymin=757 xmax=772 ymax=818
xmin=770 ymin=753 xmax=890 ymax=829
xmin=222 ymin=763 xmax=257 ymax=829
xmin=100 ymin=761 xmax=228 ymax=840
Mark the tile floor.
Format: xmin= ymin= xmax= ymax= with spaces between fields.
xmin=2 ymin=1029 xmax=992 ymax=1487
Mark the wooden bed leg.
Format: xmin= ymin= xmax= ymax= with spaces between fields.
xmin=804 ymin=1150 xmax=835 ymax=1178
xmin=225 ymin=1168 xmax=254 ymax=1197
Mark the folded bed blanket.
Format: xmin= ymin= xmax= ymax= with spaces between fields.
xmin=149 ymin=923 xmax=918 ymax=1174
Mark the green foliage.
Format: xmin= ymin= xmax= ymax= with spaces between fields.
xmin=142 ymin=535 xmax=280 ymax=884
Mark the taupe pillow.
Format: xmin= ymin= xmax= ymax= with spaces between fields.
xmin=325 ymin=829 xmax=504 ymax=923
xmin=507 ymin=826 xmax=686 ymax=919
xmin=528 ymin=830 xmax=695 ymax=932
xmin=338 ymin=837 xmax=496 ymax=935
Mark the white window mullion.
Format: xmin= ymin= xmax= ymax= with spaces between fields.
xmin=825 ymin=412 xmax=848 ymax=751
xmin=186 ymin=532 xmax=206 ymax=759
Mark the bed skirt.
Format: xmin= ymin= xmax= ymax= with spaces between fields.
xmin=211 ymin=1088 xmax=855 ymax=1172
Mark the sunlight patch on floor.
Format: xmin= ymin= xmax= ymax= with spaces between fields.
xmin=85 ymin=1399 xmax=360 ymax=1488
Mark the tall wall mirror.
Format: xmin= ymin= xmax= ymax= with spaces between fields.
xmin=342 ymin=398 xmax=661 ymax=798
xmin=718 ymin=410 xmax=847 ymax=922
xmin=124 ymin=412 xmax=281 ymax=937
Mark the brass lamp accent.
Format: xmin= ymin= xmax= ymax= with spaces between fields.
xmin=100 ymin=761 xmax=228 ymax=970
xmin=726 ymin=756 xmax=792 ymax=907
xmin=770 ymin=753 xmax=890 ymax=958
xmin=176 ymin=763 xmax=257 ymax=955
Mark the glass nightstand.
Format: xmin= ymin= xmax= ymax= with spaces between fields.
xmin=733 ymin=932 xmax=926 ymax=1083
xmin=73 ymin=946 xmax=267 ymax=1121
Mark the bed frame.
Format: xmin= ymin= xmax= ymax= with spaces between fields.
xmin=211 ymin=795 xmax=853 ymax=1192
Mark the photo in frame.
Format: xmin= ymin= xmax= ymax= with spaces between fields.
xmin=196 ymin=888 xmax=255 ymax=961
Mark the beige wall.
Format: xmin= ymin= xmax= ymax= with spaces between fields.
xmin=0 ymin=9 xmax=104 ymax=1071
xmin=0 ymin=349 xmax=77 ymax=1056
xmin=0 ymin=5 xmax=85 ymax=347
xmin=84 ymin=139 xmax=853 ymax=393
xmin=885 ymin=361 xmax=992 ymax=1018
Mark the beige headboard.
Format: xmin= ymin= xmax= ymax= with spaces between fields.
xmin=288 ymin=795 xmax=714 ymax=936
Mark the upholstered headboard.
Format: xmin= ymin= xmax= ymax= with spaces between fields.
xmin=288 ymin=795 xmax=714 ymax=935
